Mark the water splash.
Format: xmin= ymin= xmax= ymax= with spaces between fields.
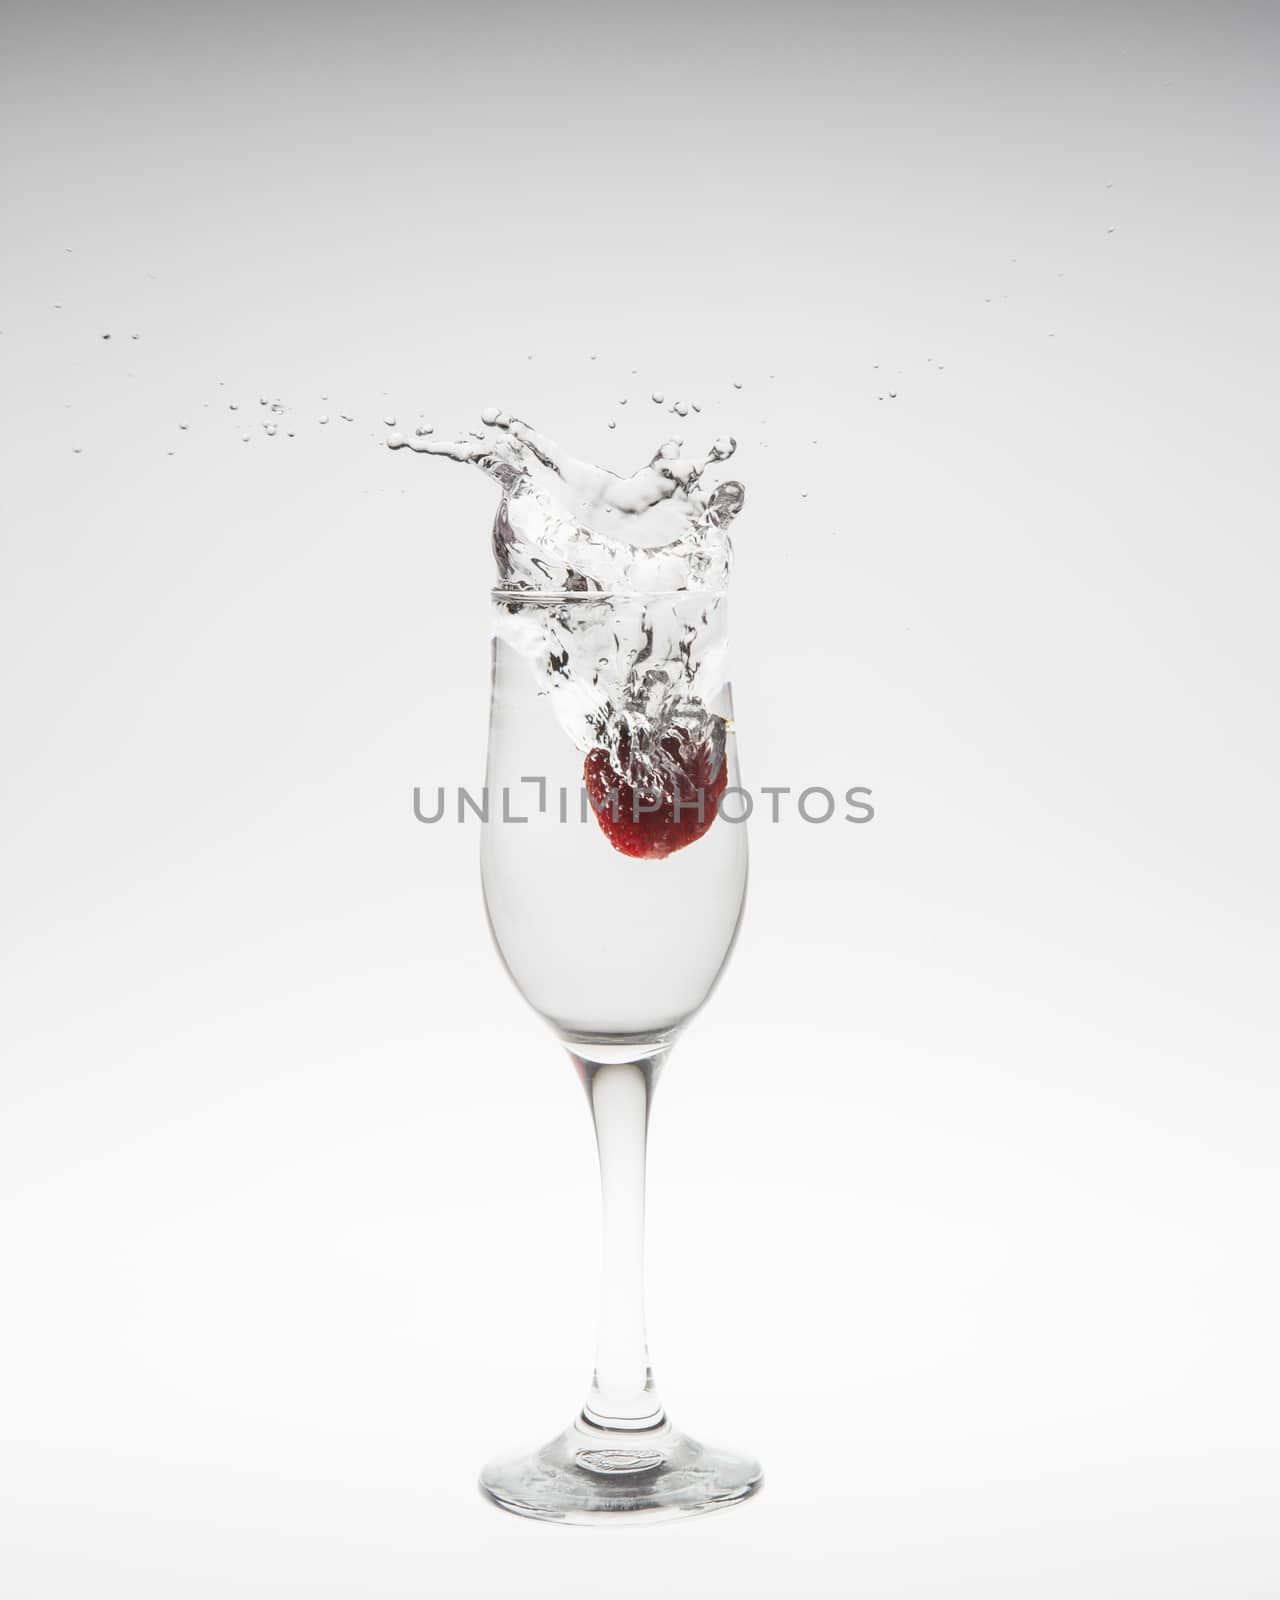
xmin=389 ymin=412 xmax=745 ymax=805
xmin=387 ymin=411 xmax=743 ymax=593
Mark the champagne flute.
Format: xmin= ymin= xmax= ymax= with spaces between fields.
xmin=477 ymin=588 xmax=762 ymax=1522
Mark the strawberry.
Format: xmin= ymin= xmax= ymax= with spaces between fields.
xmin=584 ymin=725 xmax=728 ymax=860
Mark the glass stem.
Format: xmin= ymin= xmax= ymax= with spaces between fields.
xmin=571 ymin=1049 xmax=667 ymax=1433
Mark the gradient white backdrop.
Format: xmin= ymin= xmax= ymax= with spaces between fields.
xmin=3 ymin=2 xmax=1278 ymax=1595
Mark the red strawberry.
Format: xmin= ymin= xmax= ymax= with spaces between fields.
xmin=584 ymin=726 xmax=728 ymax=860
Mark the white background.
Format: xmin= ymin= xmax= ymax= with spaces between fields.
xmin=3 ymin=2 xmax=1278 ymax=1594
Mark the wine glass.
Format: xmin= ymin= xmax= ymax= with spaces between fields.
xmin=476 ymin=589 xmax=762 ymax=1522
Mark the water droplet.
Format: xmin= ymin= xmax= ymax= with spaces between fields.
xmin=264 ymin=423 xmax=277 ymax=436
xmin=383 ymin=414 xmax=397 ymax=427
xmin=270 ymin=401 xmax=285 ymax=414
xmin=287 ymin=430 xmax=295 ymax=437
xmin=651 ymin=391 xmax=664 ymax=404
xmin=318 ymin=415 xmax=329 ymax=424
xmin=167 ymin=450 xmax=174 ymax=457
xmin=607 ymin=420 xmax=616 ymax=429
xmin=589 ymin=353 xmax=597 ymax=361
xmin=72 ymin=446 xmax=82 ymax=454
xmin=889 ymin=391 xmax=898 ymax=399
xmin=619 ymin=398 xmax=628 ymax=406
xmin=732 ymin=380 xmax=742 ymax=389
xmin=673 ymin=400 xmax=689 ymax=416
xmin=414 ymin=424 xmax=433 ymax=437
xmin=131 ymin=333 xmax=140 ymax=340
xmin=387 ymin=431 xmax=405 ymax=448
xmin=241 ymin=433 xmax=251 ymax=442
xmin=691 ymin=401 xmax=702 ymax=412
xmin=259 ymin=395 xmax=269 ymax=406
xmin=229 ymin=402 xmax=239 ymax=411
xmin=801 ymin=492 xmax=808 ymax=499
xmin=101 ymin=333 xmax=111 ymax=340
xmin=178 ymin=422 xmax=189 ymax=431
xmin=480 ymin=406 xmax=502 ymax=425
xmin=341 ymin=413 xmax=354 ymax=423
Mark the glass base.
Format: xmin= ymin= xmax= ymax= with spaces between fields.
xmin=479 ymin=1415 xmax=763 ymax=1524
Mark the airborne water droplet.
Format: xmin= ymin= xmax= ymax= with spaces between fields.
xmin=607 ymin=420 xmax=616 ymax=429
xmin=673 ymin=401 xmax=689 ymax=416
xmin=264 ymin=423 xmax=277 ymax=436
xmin=414 ymin=424 xmax=433 ymax=436
xmin=384 ymin=415 xmax=397 ymax=427
xmin=651 ymin=392 xmax=664 ymax=404
xmin=480 ymin=406 xmax=502 ymax=425
xmin=318 ymin=415 xmax=329 ymax=424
